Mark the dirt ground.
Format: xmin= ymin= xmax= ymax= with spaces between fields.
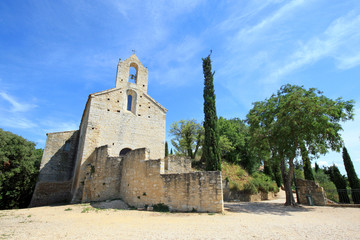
xmin=1 ymin=191 xmax=359 ymax=240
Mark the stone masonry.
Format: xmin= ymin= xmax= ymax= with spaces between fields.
xmin=30 ymin=54 xmax=224 ymax=212
xmin=296 ymin=179 xmax=326 ymax=206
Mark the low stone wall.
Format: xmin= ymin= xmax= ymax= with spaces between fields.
xmin=120 ymin=148 xmax=223 ymax=212
xmin=81 ymin=146 xmax=123 ymax=202
xmin=161 ymin=171 xmax=223 ymax=212
xmin=164 ymin=155 xmax=192 ymax=173
xmin=296 ymin=179 xmax=326 ymax=206
xmin=29 ymin=181 xmax=73 ymax=207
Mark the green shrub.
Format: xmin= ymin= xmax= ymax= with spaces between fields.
xmin=152 ymin=203 xmax=169 ymax=212
xmin=249 ymin=172 xmax=279 ymax=194
xmin=243 ymin=182 xmax=257 ymax=194
xmin=314 ymin=170 xmax=338 ymax=202
xmin=229 ymin=181 xmax=240 ymax=191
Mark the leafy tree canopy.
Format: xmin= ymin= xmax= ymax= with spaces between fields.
xmin=0 ymin=129 xmax=43 ymax=209
xmin=218 ymin=117 xmax=260 ymax=173
xmin=246 ymin=84 xmax=354 ymax=205
xmin=169 ymin=120 xmax=203 ymax=159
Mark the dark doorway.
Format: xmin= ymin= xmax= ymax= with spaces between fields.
xmin=120 ymin=148 xmax=132 ymax=156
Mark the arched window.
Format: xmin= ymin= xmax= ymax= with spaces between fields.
xmin=126 ymin=90 xmax=137 ymax=114
xmin=120 ymin=148 xmax=132 ymax=156
xmin=127 ymin=95 xmax=132 ymax=111
xmin=128 ymin=63 xmax=138 ymax=84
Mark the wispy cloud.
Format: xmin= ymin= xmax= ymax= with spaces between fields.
xmin=41 ymin=119 xmax=79 ymax=134
xmin=0 ymin=92 xmax=37 ymax=112
xmin=267 ymin=12 xmax=360 ymax=82
xmin=0 ymin=115 xmax=37 ymax=129
xmin=240 ymin=0 xmax=305 ymax=36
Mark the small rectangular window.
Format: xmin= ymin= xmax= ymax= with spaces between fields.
xmin=127 ymin=95 xmax=132 ymax=111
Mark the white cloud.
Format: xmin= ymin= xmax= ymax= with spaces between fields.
xmin=0 ymin=92 xmax=37 ymax=112
xmin=216 ymin=0 xmax=276 ymax=32
xmin=0 ymin=115 xmax=37 ymax=129
xmin=41 ymin=119 xmax=79 ymax=134
xmin=267 ymin=12 xmax=360 ymax=82
xmin=316 ymin=161 xmax=329 ymax=167
xmin=243 ymin=0 xmax=304 ymax=35
xmin=230 ymin=0 xmax=306 ymax=47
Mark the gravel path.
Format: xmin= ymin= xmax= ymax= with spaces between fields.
xmin=1 ymin=191 xmax=359 ymax=239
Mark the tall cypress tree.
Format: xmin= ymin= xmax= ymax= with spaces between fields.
xmin=326 ymin=165 xmax=350 ymax=203
xmin=202 ymin=52 xmax=221 ymax=171
xmin=343 ymin=147 xmax=360 ymax=203
xmin=165 ymin=141 xmax=169 ymax=157
xmin=314 ymin=162 xmax=319 ymax=173
xmin=301 ymin=144 xmax=314 ymax=180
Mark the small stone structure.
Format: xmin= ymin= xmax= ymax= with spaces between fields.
xmin=296 ymin=179 xmax=326 ymax=206
xmin=30 ymin=54 xmax=224 ymax=212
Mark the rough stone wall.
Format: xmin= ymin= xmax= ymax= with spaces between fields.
xmin=162 ymin=172 xmax=223 ymax=212
xmin=81 ymin=145 xmax=123 ymax=202
xmin=71 ymin=101 xmax=91 ymax=201
xmin=120 ymin=148 xmax=223 ymax=212
xmin=296 ymin=179 xmax=326 ymax=206
xmin=30 ymin=130 xmax=79 ymax=207
xmin=115 ymin=54 xmax=149 ymax=93
xmin=164 ymin=155 xmax=192 ymax=173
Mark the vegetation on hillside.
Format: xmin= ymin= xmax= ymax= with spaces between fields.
xmin=222 ymin=161 xmax=279 ymax=195
xmin=0 ymin=129 xmax=43 ymax=209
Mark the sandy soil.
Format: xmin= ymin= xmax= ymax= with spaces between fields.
xmin=1 ymin=191 xmax=359 ymax=240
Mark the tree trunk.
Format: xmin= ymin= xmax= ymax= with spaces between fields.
xmin=280 ymin=157 xmax=297 ymax=206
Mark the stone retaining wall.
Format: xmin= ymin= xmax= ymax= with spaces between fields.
xmin=296 ymin=179 xmax=326 ymax=206
xmin=120 ymin=148 xmax=223 ymax=212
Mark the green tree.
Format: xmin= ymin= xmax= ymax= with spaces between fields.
xmin=165 ymin=141 xmax=169 ymax=157
xmin=170 ymin=148 xmax=173 ymax=155
xmin=324 ymin=164 xmax=350 ymax=203
xmin=300 ymin=144 xmax=315 ymax=180
xmin=218 ymin=117 xmax=261 ymax=173
xmin=343 ymin=147 xmax=360 ymax=203
xmin=314 ymin=162 xmax=320 ymax=173
xmin=0 ymin=129 xmax=43 ymax=209
xmin=202 ymin=52 xmax=221 ymax=171
xmin=247 ymin=84 xmax=354 ymax=206
xmin=314 ymin=169 xmax=338 ymax=202
xmin=169 ymin=120 xmax=203 ymax=159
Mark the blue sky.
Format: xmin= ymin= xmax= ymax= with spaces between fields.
xmin=0 ymin=0 xmax=359 ymax=175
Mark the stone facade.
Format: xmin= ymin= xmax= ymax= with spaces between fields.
xmin=30 ymin=130 xmax=79 ymax=206
xmin=120 ymin=148 xmax=223 ymax=212
xmin=296 ymin=179 xmax=326 ymax=206
xmin=30 ymin=54 xmax=224 ymax=212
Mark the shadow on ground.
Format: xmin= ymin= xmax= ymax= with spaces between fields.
xmin=224 ymin=201 xmax=313 ymax=216
xmin=90 ymin=199 xmax=130 ymax=210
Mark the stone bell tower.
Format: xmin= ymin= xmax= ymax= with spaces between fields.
xmin=115 ymin=54 xmax=148 ymax=93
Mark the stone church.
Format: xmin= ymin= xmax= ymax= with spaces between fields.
xmin=30 ymin=54 xmax=223 ymax=212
